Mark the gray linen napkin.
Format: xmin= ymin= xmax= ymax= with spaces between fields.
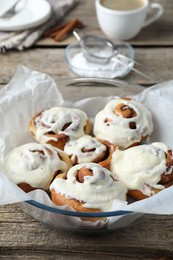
xmin=0 ymin=0 xmax=77 ymax=51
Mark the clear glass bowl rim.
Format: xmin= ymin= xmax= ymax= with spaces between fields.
xmin=26 ymin=200 xmax=133 ymax=218
xmin=64 ymin=42 xmax=135 ymax=75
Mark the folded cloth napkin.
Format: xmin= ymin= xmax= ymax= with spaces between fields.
xmin=0 ymin=0 xmax=77 ymax=51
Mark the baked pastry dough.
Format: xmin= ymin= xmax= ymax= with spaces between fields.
xmin=93 ymin=98 xmax=153 ymax=149
xmin=110 ymin=142 xmax=173 ymax=200
xmin=2 ymin=143 xmax=72 ymax=192
xmin=29 ymin=107 xmax=91 ymax=150
xmin=64 ymin=135 xmax=107 ymax=164
xmin=50 ymin=163 xmax=127 ymax=221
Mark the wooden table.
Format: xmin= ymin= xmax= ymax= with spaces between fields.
xmin=1 ymin=0 xmax=173 ymax=259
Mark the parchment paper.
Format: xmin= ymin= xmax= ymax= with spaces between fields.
xmin=1 ymin=65 xmax=173 ymax=230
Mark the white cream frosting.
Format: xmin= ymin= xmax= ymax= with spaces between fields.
xmin=34 ymin=107 xmax=89 ymax=143
xmin=93 ymin=99 xmax=153 ymax=149
xmin=2 ymin=143 xmax=69 ymax=190
xmin=50 ymin=162 xmax=127 ymax=211
xmin=110 ymin=142 xmax=172 ymax=196
xmin=64 ymin=135 xmax=107 ymax=164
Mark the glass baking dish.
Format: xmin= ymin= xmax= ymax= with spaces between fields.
xmin=0 ymin=71 xmax=149 ymax=233
xmin=17 ymin=77 xmax=146 ymax=233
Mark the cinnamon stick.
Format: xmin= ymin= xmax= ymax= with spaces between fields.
xmin=44 ymin=19 xmax=84 ymax=42
xmin=44 ymin=22 xmax=69 ymax=37
xmin=54 ymin=19 xmax=84 ymax=42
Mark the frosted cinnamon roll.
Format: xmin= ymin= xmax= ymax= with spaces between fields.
xmin=2 ymin=143 xmax=72 ymax=192
xmin=93 ymin=98 xmax=153 ymax=150
xmin=110 ymin=142 xmax=173 ymax=200
xmin=29 ymin=107 xmax=91 ymax=150
xmin=50 ymin=163 xmax=127 ymax=221
xmin=64 ymin=135 xmax=107 ymax=164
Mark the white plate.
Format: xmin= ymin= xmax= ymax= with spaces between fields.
xmin=0 ymin=0 xmax=52 ymax=31
xmin=0 ymin=0 xmax=20 ymax=17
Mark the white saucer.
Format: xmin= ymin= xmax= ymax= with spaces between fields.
xmin=0 ymin=0 xmax=20 ymax=17
xmin=0 ymin=0 xmax=52 ymax=31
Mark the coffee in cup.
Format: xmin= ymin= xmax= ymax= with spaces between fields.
xmin=101 ymin=0 xmax=145 ymax=11
xmin=95 ymin=0 xmax=164 ymax=40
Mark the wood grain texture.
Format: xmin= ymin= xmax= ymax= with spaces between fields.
xmin=0 ymin=204 xmax=173 ymax=259
xmin=0 ymin=47 xmax=173 ymax=93
xmin=1 ymin=0 xmax=173 ymax=259
xmin=36 ymin=0 xmax=173 ymax=47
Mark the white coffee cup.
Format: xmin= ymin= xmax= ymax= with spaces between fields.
xmin=95 ymin=0 xmax=164 ymax=40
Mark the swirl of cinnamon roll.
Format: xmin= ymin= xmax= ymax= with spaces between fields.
xmin=64 ymin=135 xmax=107 ymax=164
xmin=110 ymin=142 xmax=173 ymax=200
xmin=29 ymin=107 xmax=91 ymax=150
xmin=93 ymin=98 xmax=153 ymax=149
xmin=2 ymin=143 xmax=72 ymax=192
xmin=50 ymin=163 xmax=127 ymax=221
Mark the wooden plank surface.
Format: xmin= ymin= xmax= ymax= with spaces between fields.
xmin=1 ymin=204 xmax=173 ymax=259
xmin=36 ymin=0 xmax=173 ymax=47
xmin=1 ymin=0 xmax=173 ymax=259
xmin=0 ymin=47 xmax=173 ymax=101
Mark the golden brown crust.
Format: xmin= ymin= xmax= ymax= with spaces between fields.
xmin=128 ymin=189 xmax=148 ymax=200
xmin=95 ymin=97 xmax=152 ymax=149
xmin=128 ymin=181 xmax=173 ymax=200
xmin=128 ymin=135 xmax=149 ymax=148
xmin=114 ymin=102 xmax=137 ymax=118
xmin=29 ymin=111 xmax=41 ymax=137
xmin=92 ymin=150 xmax=107 ymax=163
xmin=128 ymin=149 xmax=173 ymax=200
xmin=46 ymin=135 xmax=69 ymax=150
xmin=18 ymin=183 xmax=38 ymax=193
xmin=70 ymin=138 xmax=107 ymax=165
xmin=97 ymin=135 xmax=149 ymax=151
xmin=98 ymin=141 xmax=117 ymax=170
xmin=51 ymin=169 xmax=104 ymax=222
xmin=56 ymin=149 xmax=73 ymax=172
xmin=29 ymin=111 xmax=69 ymax=150
xmin=29 ymin=111 xmax=91 ymax=150
xmin=84 ymin=119 xmax=91 ymax=135
xmin=17 ymin=147 xmax=72 ymax=193
xmin=51 ymin=189 xmax=102 ymax=222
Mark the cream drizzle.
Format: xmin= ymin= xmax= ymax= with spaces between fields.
xmin=50 ymin=162 xmax=127 ymax=211
xmin=64 ymin=135 xmax=106 ymax=163
xmin=93 ymin=99 xmax=153 ymax=149
xmin=34 ymin=107 xmax=89 ymax=143
xmin=2 ymin=143 xmax=68 ymax=190
xmin=110 ymin=142 xmax=172 ymax=196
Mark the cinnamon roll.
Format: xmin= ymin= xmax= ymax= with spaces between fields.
xmin=50 ymin=163 xmax=127 ymax=221
xmin=93 ymin=98 xmax=153 ymax=150
xmin=64 ymin=135 xmax=107 ymax=164
xmin=29 ymin=107 xmax=91 ymax=150
xmin=110 ymin=142 xmax=173 ymax=200
xmin=2 ymin=143 xmax=72 ymax=192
